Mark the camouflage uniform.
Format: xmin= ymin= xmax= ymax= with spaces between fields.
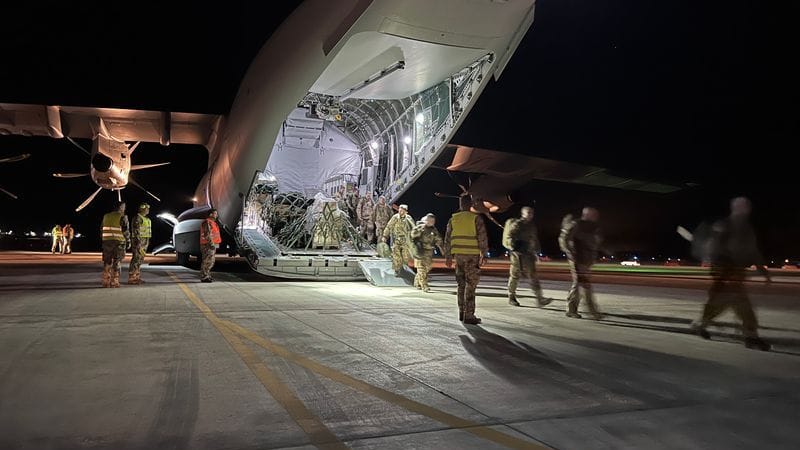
xmin=200 ymin=219 xmax=219 ymax=280
xmin=101 ymin=213 xmax=130 ymax=288
xmin=357 ymin=197 xmax=376 ymax=243
xmin=697 ymin=217 xmax=768 ymax=341
xmin=410 ymin=223 xmax=443 ymax=292
xmin=445 ymin=212 xmax=489 ymax=323
xmin=346 ymin=192 xmax=360 ymax=226
xmin=503 ymin=218 xmax=545 ymax=304
xmin=562 ymin=217 xmax=601 ymax=318
xmin=374 ymin=202 xmax=393 ymax=244
xmin=383 ymin=212 xmax=416 ymax=273
xmin=127 ymin=213 xmax=150 ymax=284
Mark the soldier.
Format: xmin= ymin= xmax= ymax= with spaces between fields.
xmin=691 ymin=197 xmax=771 ymax=351
xmin=50 ymin=224 xmax=62 ymax=254
xmin=445 ymin=196 xmax=489 ymax=324
xmin=101 ymin=202 xmax=130 ymax=288
xmin=127 ymin=203 xmax=152 ymax=284
xmin=562 ymin=207 xmax=602 ymax=319
xmin=411 ymin=213 xmax=444 ymax=292
xmin=200 ymin=208 xmax=222 ymax=282
xmin=357 ymin=194 xmax=376 ymax=243
xmin=382 ymin=204 xmax=415 ymax=275
xmin=503 ymin=206 xmax=552 ymax=307
xmin=373 ymin=195 xmax=393 ymax=242
xmin=346 ymin=190 xmax=360 ymax=227
xmin=62 ymin=224 xmax=74 ymax=254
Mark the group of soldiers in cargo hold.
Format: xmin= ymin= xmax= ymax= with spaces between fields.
xmin=332 ymin=186 xmax=394 ymax=245
xmin=385 ymin=195 xmax=772 ymax=350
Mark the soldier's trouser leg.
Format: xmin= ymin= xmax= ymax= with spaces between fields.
xmin=456 ymin=255 xmax=481 ymax=319
xmin=101 ymin=241 xmax=115 ymax=287
xmin=52 ymin=237 xmax=59 ymax=253
xmin=110 ymin=243 xmax=124 ymax=287
xmin=731 ymin=285 xmax=759 ymax=338
xmin=566 ymin=260 xmax=580 ymax=313
xmin=418 ymin=256 xmax=432 ymax=291
xmin=128 ymin=239 xmax=148 ymax=283
xmin=413 ymin=259 xmax=421 ymax=288
xmin=391 ymin=241 xmax=410 ymax=273
xmin=529 ymin=257 xmax=543 ymax=300
xmin=375 ymin=224 xmax=386 ymax=244
xmin=579 ymin=269 xmax=600 ymax=317
xmin=64 ymin=239 xmax=71 ymax=254
xmin=200 ymin=244 xmax=216 ymax=279
xmin=700 ymin=280 xmax=729 ymax=326
xmin=508 ymin=252 xmax=521 ymax=296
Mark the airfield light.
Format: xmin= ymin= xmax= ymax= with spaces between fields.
xmin=75 ymin=233 xmax=82 ymax=238
xmin=192 ymin=197 xmax=198 ymax=202
xmin=403 ymin=136 xmax=412 ymax=145
xmin=786 ymin=259 xmax=790 ymax=263
xmin=370 ymin=141 xmax=379 ymax=150
xmin=415 ymin=113 xmax=425 ymax=124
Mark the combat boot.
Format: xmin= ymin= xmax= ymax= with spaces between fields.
xmin=101 ymin=267 xmax=111 ymax=288
xmin=566 ymin=311 xmax=582 ymax=319
xmin=536 ymin=296 xmax=552 ymax=307
xmin=508 ymin=294 xmax=520 ymax=307
xmin=744 ymin=337 xmax=771 ymax=351
xmin=127 ymin=271 xmax=140 ymax=285
xmin=463 ymin=316 xmax=482 ymax=325
xmin=422 ymin=286 xmax=431 ymax=293
xmin=690 ymin=322 xmax=711 ymax=340
xmin=111 ymin=270 xmax=121 ymax=288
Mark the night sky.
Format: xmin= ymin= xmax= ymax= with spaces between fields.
xmin=1 ymin=1 xmax=798 ymax=260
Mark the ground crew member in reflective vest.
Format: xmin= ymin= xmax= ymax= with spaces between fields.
xmin=382 ymin=204 xmax=415 ymax=276
xmin=200 ymin=208 xmax=222 ymax=282
xmin=51 ymin=224 xmax=62 ymax=254
xmin=503 ymin=206 xmax=552 ymax=307
xmin=101 ymin=202 xmax=130 ymax=288
xmin=445 ymin=196 xmax=488 ymax=324
xmin=411 ymin=213 xmax=444 ymax=292
xmin=127 ymin=203 xmax=151 ymax=284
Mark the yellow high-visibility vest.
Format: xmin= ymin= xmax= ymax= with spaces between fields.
xmin=101 ymin=212 xmax=126 ymax=242
xmin=450 ymin=211 xmax=481 ymax=255
xmin=139 ymin=215 xmax=152 ymax=238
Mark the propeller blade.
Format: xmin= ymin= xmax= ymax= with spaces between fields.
xmin=117 ymin=189 xmax=122 ymax=202
xmin=66 ymin=137 xmax=92 ymax=156
xmin=0 ymin=186 xmax=19 ymax=199
xmin=434 ymin=192 xmax=460 ymax=199
xmin=128 ymin=141 xmax=141 ymax=153
xmin=76 ymin=187 xmax=104 ymax=212
xmin=483 ymin=212 xmax=504 ymax=229
xmin=128 ymin=177 xmax=161 ymax=202
xmin=676 ymin=225 xmax=694 ymax=242
xmin=130 ymin=162 xmax=170 ymax=171
xmin=0 ymin=153 xmax=30 ymax=164
xmin=53 ymin=172 xmax=90 ymax=178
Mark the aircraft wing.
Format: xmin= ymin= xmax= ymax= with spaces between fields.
xmin=0 ymin=153 xmax=30 ymax=164
xmin=438 ymin=145 xmax=686 ymax=195
xmin=0 ymin=103 xmax=222 ymax=148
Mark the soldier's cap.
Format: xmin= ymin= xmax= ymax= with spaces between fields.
xmin=424 ymin=213 xmax=436 ymax=220
xmin=399 ymin=204 xmax=408 ymax=210
xmin=208 ymin=208 xmax=217 ymax=216
xmin=139 ymin=203 xmax=150 ymax=211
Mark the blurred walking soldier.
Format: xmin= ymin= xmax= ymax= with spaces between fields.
xmin=382 ymin=204 xmax=415 ymax=275
xmin=503 ymin=206 xmax=551 ymax=307
xmin=127 ymin=203 xmax=151 ymax=285
xmin=691 ymin=197 xmax=771 ymax=351
xmin=561 ymin=207 xmax=602 ymax=319
xmin=200 ymin=208 xmax=222 ymax=283
xmin=445 ymin=196 xmax=488 ymax=324
xmin=51 ymin=224 xmax=62 ymax=254
xmin=62 ymin=224 xmax=74 ymax=254
xmin=101 ymin=202 xmax=130 ymax=288
xmin=373 ymin=196 xmax=393 ymax=244
xmin=411 ymin=213 xmax=444 ymax=292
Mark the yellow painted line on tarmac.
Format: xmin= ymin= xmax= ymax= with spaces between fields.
xmin=221 ymin=319 xmax=549 ymax=450
xmin=170 ymin=274 xmax=347 ymax=450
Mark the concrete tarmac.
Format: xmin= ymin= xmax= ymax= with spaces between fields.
xmin=1 ymin=252 xmax=799 ymax=449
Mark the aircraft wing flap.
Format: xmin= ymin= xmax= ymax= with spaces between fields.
xmin=0 ymin=103 xmax=221 ymax=147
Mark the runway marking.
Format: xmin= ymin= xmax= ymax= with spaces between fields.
xmin=221 ymin=319 xmax=548 ymax=450
xmin=171 ymin=275 xmax=347 ymax=450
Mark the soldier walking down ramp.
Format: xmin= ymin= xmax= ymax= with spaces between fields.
xmin=101 ymin=202 xmax=130 ymax=288
xmin=373 ymin=196 xmax=393 ymax=245
xmin=200 ymin=208 xmax=222 ymax=283
xmin=561 ymin=207 xmax=602 ymax=320
xmin=445 ymin=196 xmax=488 ymax=324
xmin=357 ymin=194 xmax=376 ymax=243
xmin=127 ymin=203 xmax=151 ymax=285
xmin=691 ymin=197 xmax=772 ymax=351
xmin=411 ymin=213 xmax=444 ymax=292
xmin=503 ymin=206 xmax=552 ymax=307
xmin=382 ymin=204 xmax=415 ymax=275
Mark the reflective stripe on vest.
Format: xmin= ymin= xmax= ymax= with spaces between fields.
xmin=450 ymin=211 xmax=481 ymax=255
xmin=139 ymin=215 xmax=152 ymax=238
xmin=200 ymin=218 xmax=222 ymax=245
xmin=101 ymin=212 xmax=126 ymax=242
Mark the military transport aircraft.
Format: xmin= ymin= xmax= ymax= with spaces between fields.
xmin=0 ymin=0 xmax=538 ymax=280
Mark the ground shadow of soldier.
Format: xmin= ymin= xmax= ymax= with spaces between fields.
xmin=459 ymin=325 xmax=566 ymax=385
